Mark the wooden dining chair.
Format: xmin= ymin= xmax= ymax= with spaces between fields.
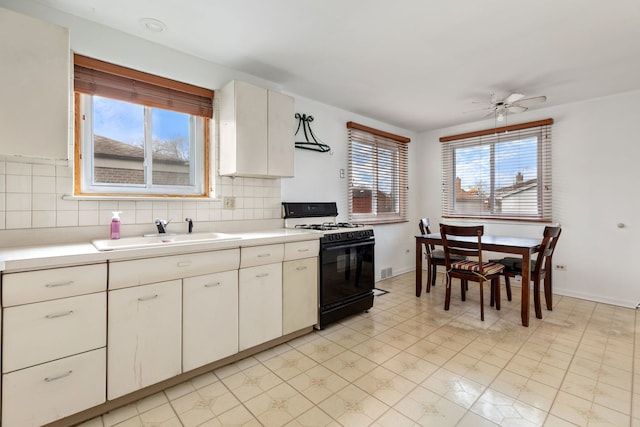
xmin=439 ymin=224 xmax=505 ymax=321
xmin=418 ymin=218 xmax=466 ymax=292
xmin=492 ymin=225 xmax=562 ymax=319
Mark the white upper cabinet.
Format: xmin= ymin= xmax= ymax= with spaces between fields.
xmin=219 ymin=80 xmax=294 ymax=178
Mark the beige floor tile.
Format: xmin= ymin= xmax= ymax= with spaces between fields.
xmin=220 ymin=362 xmax=283 ymax=402
xmin=471 ymin=389 xmax=548 ymax=426
xmin=405 ymin=337 xmax=457 ymax=366
xmin=489 ymin=370 xmax=557 ymax=412
xmin=170 ymin=380 xmax=241 ymax=426
xmin=370 ymin=408 xmax=416 ymax=427
xmin=76 ymin=417 xmax=104 ymax=427
xmin=322 ymin=327 xmax=370 ymax=348
xmin=284 ymin=406 xmax=340 ymax=427
xmin=421 ymin=367 xmax=486 ymax=409
xmin=287 ymin=365 xmax=349 ymax=404
xmin=295 ymin=336 xmax=347 ymax=363
xmin=138 ymin=403 xmax=180 ymax=425
xmin=373 ymin=327 xmax=422 ymax=350
xmin=323 ymin=349 xmax=377 ymax=382
xmin=442 ymin=352 xmax=502 ymax=386
xmin=504 ymin=354 xmax=566 ymax=389
xmin=550 ymin=390 xmax=630 ymax=426
xmin=262 ymin=348 xmax=319 ymax=380
xmin=244 ymin=382 xmax=314 ymax=426
xmin=393 ymin=384 xmax=467 ymax=426
xmin=381 ymin=350 xmax=439 ymax=384
xmin=215 ymin=404 xmax=262 ymax=426
xmin=353 ymin=366 xmax=417 ymax=406
xmin=317 ymin=384 xmax=389 ymax=426
xmin=350 ymin=337 xmax=402 ymax=364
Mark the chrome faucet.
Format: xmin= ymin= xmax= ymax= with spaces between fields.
xmin=154 ymin=218 xmax=170 ymax=234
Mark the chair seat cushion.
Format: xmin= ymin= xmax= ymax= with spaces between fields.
xmin=451 ymin=260 xmax=505 ymax=276
xmin=431 ymin=250 xmax=466 ymax=261
xmin=490 ymin=257 xmax=536 ymax=273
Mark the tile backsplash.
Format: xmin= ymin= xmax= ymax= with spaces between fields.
xmin=0 ymin=156 xmax=282 ymax=233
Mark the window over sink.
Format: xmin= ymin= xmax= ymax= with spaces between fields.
xmin=73 ymin=54 xmax=213 ymax=197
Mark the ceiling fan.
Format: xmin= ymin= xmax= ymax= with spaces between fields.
xmin=473 ymin=92 xmax=547 ymax=123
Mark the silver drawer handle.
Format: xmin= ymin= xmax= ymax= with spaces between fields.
xmin=257 ymin=253 xmax=271 ymax=258
xmin=204 ymin=282 xmax=221 ymax=288
xmin=297 ymin=248 xmax=309 ymax=252
xmin=138 ymin=294 xmax=159 ymax=302
xmin=177 ymin=261 xmax=192 ymax=267
xmin=296 ymin=266 xmax=308 ymax=271
xmin=45 ymin=310 xmax=74 ymax=319
xmin=256 ymin=273 xmax=269 ymax=278
xmin=45 ymin=370 xmax=73 ymax=382
xmin=45 ymin=281 xmax=74 ymax=288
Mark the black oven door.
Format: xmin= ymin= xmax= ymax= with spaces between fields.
xmin=320 ymin=239 xmax=375 ymax=310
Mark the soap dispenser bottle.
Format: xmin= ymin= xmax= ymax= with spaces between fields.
xmin=110 ymin=211 xmax=122 ymax=240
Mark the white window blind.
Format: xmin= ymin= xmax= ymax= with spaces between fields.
xmin=347 ymin=122 xmax=409 ymax=224
xmin=441 ymin=119 xmax=553 ymax=221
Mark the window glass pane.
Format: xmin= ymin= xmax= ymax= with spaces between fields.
xmin=93 ymin=96 xmax=145 ymax=185
xmin=495 ymin=136 xmax=538 ymax=215
xmin=151 ymin=108 xmax=192 ymax=186
xmin=377 ymin=146 xmax=397 ymax=213
xmin=454 ymin=145 xmax=490 ymax=214
xmin=351 ymin=141 xmax=374 ymax=214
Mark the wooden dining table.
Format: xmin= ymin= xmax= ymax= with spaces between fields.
xmin=415 ymin=233 xmax=542 ymax=327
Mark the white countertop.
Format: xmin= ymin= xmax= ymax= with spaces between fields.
xmin=0 ymin=228 xmax=321 ymax=273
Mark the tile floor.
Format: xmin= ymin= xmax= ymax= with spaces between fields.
xmin=79 ymin=272 xmax=639 ymax=426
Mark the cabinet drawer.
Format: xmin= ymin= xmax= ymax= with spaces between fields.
xmin=2 ymin=263 xmax=106 ymax=306
xmin=284 ymin=240 xmax=319 ymax=261
xmin=109 ymin=248 xmax=240 ymax=290
xmin=240 ymin=244 xmax=284 ymax=268
xmin=2 ymin=348 xmax=106 ymax=427
xmin=3 ymin=292 xmax=106 ymax=373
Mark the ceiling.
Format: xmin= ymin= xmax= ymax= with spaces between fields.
xmin=32 ymin=0 xmax=640 ymax=132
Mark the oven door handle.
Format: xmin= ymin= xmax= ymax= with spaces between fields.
xmin=323 ymin=240 xmax=374 ymax=251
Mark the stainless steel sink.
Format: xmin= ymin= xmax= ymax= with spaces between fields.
xmin=92 ymin=232 xmax=241 ymax=251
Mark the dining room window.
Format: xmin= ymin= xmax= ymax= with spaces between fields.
xmin=347 ymin=121 xmax=410 ymax=224
xmin=73 ymin=54 xmax=213 ymax=197
xmin=440 ymin=119 xmax=553 ymax=221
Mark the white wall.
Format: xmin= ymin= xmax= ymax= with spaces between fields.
xmin=282 ymin=96 xmax=419 ymax=281
xmin=418 ymin=90 xmax=640 ymax=308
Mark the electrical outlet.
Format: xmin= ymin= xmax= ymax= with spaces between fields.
xmin=554 ymin=264 xmax=566 ymax=271
xmin=223 ymin=196 xmax=236 ymax=210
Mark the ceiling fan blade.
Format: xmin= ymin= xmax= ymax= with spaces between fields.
xmin=504 ymin=93 xmax=525 ymax=104
xmin=512 ymin=95 xmax=547 ymax=107
xmin=482 ymin=109 xmax=496 ymax=118
xmin=507 ymin=105 xmax=528 ymax=114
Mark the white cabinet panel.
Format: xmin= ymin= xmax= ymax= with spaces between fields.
xmin=240 ymin=244 xmax=284 ymax=268
xmin=2 ymin=348 xmax=106 ymax=427
xmin=283 ymin=257 xmax=318 ymax=334
xmin=183 ymin=270 xmax=238 ymax=371
xmin=3 ymin=292 xmax=106 ymax=373
xmin=239 ymin=263 xmax=282 ymax=350
xmin=2 ymin=263 xmax=106 ymax=306
xmin=219 ymin=80 xmax=294 ymax=178
xmin=284 ymin=240 xmax=319 ymax=261
xmin=107 ymin=280 xmax=182 ymax=399
xmin=109 ymin=249 xmax=239 ymax=289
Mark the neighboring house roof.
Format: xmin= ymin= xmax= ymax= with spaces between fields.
xmin=496 ymin=178 xmax=537 ymax=199
xmin=94 ymin=135 xmax=187 ymax=164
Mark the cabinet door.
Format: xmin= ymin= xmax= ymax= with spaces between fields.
xmin=183 ymin=270 xmax=238 ymax=372
xmin=107 ymin=280 xmax=182 ymax=400
xmin=267 ymin=90 xmax=295 ymax=177
xmin=283 ymin=257 xmax=318 ymax=334
xmin=2 ymin=348 xmax=105 ymax=427
xmin=238 ymin=263 xmax=282 ymax=350
xmin=3 ymin=292 xmax=106 ymax=373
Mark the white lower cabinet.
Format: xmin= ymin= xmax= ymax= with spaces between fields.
xmin=2 ymin=348 xmax=106 ymax=427
xmin=239 ymin=263 xmax=283 ymax=350
xmin=183 ymin=270 xmax=239 ymax=371
xmin=282 ymin=257 xmax=318 ymax=334
xmin=107 ymin=280 xmax=182 ymax=400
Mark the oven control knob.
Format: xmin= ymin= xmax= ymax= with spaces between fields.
xmin=347 ymin=232 xmax=355 ymax=239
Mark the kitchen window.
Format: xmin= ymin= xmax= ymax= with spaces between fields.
xmin=440 ymin=118 xmax=553 ymax=221
xmin=347 ymin=122 xmax=409 ymax=224
xmin=73 ymin=54 xmax=213 ymax=197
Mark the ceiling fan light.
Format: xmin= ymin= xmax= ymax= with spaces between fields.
xmin=496 ymin=111 xmax=505 ymax=122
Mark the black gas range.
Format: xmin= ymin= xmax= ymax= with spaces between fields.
xmin=282 ymin=202 xmax=375 ymax=329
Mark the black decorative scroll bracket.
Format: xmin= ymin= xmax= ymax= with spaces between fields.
xmin=294 ymin=113 xmax=331 ymax=153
